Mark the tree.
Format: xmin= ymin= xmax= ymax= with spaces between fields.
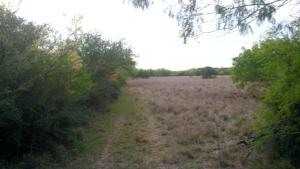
xmin=78 ymin=33 xmax=136 ymax=109
xmin=0 ymin=5 xmax=94 ymax=160
xmin=200 ymin=66 xmax=217 ymax=78
xmin=130 ymin=0 xmax=299 ymax=42
xmin=232 ymin=20 xmax=300 ymax=168
xmin=0 ymin=6 xmax=136 ymax=167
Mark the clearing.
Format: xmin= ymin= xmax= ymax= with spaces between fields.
xmin=67 ymin=76 xmax=259 ymax=169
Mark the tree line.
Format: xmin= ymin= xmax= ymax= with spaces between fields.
xmin=0 ymin=6 xmax=135 ymax=168
xmin=135 ymin=67 xmax=231 ymax=78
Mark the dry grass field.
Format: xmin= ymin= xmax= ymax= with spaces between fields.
xmin=94 ymin=76 xmax=259 ymax=169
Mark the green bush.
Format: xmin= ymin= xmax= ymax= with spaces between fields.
xmin=0 ymin=6 xmax=135 ymax=167
xmin=200 ymin=66 xmax=217 ymax=78
xmin=135 ymin=67 xmax=229 ymax=78
xmin=135 ymin=68 xmax=174 ymax=77
xmin=232 ymin=20 xmax=300 ymax=168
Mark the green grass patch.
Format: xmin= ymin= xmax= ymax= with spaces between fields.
xmin=109 ymin=92 xmax=156 ymax=169
xmin=51 ymin=91 xmax=138 ymax=169
xmin=50 ymin=90 xmax=156 ymax=169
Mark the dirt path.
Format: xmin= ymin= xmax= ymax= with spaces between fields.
xmin=96 ymin=76 xmax=258 ymax=169
xmin=96 ymin=115 xmax=125 ymax=169
xmin=95 ymin=92 xmax=161 ymax=169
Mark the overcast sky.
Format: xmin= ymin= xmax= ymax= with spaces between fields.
xmin=1 ymin=0 xmax=293 ymax=70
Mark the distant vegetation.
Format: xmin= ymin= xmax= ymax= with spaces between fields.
xmin=0 ymin=6 xmax=135 ymax=168
xmin=135 ymin=67 xmax=230 ymax=78
xmin=232 ymin=19 xmax=300 ymax=168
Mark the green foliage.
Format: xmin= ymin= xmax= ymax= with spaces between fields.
xmin=0 ymin=6 xmax=135 ymax=168
xmin=232 ymin=20 xmax=300 ymax=168
xmin=135 ymin=67 xmax=229 ymax=78
xmin=135 ymin=69 xmax=175 ymax=77
xmin=130 ymin=0 xmax=297 ymax=42
xmin=79 ymin=33 xmax=135 ymax=109
xmin=200 ymin=66 xmax=217 ymax=78
xmin=215 ymin=67 xmax=231 ymax=75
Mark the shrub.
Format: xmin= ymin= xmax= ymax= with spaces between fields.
xmin=232 ymin=20 xmax=300 ymax=168
xmin=200 ymin=66 xmax=217 ymax=78
xmin=0 ymin=6 xmax=135 ymax=167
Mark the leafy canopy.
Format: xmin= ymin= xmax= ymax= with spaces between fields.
xmin=130 ymin=0 xmax=299 ymax=42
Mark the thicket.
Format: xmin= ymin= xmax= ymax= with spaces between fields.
xmin=0 ymin=6 xmax=135 ymax=168
xmin=232 ymin=19 xmax=300 ymax=168
xmin=135 ymin=67 xmax=230 ymax=78
xmin=135 ymin=68 xmax=174 ymax=77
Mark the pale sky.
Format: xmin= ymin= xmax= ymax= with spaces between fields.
xmin=1 ymin=0 xmax=294 ymax=70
